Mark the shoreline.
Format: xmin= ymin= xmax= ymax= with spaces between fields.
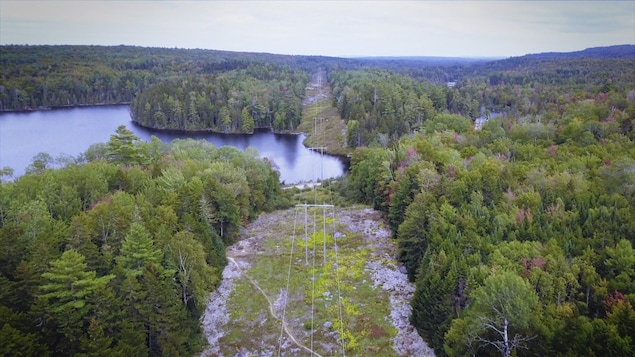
xmin=0 ymin=102 xmax=132 ymax=113
xmin=130 ymin=119 xmax=306 ymax=136
xmin=1 ymin=101 xmax=351 ymax=165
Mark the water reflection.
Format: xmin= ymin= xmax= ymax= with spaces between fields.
xmin=0 ymin=105 xmax=346 ymax=183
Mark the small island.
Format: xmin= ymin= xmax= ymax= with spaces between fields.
xmin=129 ymin=64 xmax=309 ymax=134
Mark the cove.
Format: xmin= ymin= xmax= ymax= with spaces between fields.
xmin=0 ymin=105 xmax=346 ymax=184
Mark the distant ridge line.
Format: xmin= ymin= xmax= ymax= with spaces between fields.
xmin=519 ymin=44 xmax=635 ymax=59
xmin=3 ymin=43 xmax=633 ymax=60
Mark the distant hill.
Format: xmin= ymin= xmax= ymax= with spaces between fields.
xmin=352 ymin=56 xmax=501 ymax=66
xmin=464 ymin=44 xmax=635 ymax=82
xmin=521 ymin=44 xmax=635 ymax=59
xmin=394 ymin=44 xmax=635 ymax=87
xmin=349 ymin=45 xmax=634 ymax=68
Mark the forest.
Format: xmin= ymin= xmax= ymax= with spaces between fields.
xmin=0 ymin=125 xmax=288 ymax=355
xmin=340 ymin=54 xmax=635 ymax=355
xmin=0 ymin=45 xmax=351 ymax=112
xmin=1 ymin=44 xmax=634 ymax=356
xmin=129 ymin=65 xmax=308 ymax=133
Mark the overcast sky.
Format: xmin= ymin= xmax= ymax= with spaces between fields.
xmin=1 ymin=1 xmax=634 ymax=58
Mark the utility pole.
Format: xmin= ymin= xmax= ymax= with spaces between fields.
xmin=307 ymin=146 xmax=327 ymax=181
xmin=323 ymin=204 xmax=327 ymax=264
xmin=297 ymin=203 xmax=334 ymax=265
xmin=304 ymin=203 xmax=308 ymax=265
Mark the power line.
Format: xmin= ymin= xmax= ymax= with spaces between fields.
xmin=304 ymin=203 xmax=309 ymax=265
xmin=280 ymin=69 xmax=347 ymax=356
xmin=277 ymin=207 xmax=299 ymax=356
xmin=331 ymin=204 xmax=346 ymax=357
xmin=296 ymin=204 xmax=333 ymax=262
xmin=323 ymin=205 xmax=327 ymax=265
xmin=319 ymin=68 xmax=347 ymax=356
xmin=310 ymin=203 xmax=318 ymax=354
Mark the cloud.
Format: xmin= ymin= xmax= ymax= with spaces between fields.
xmin=1 ymin=0 xmax=633 ymax=56
xmin=501 ymin=1 xmax=635 ymax=34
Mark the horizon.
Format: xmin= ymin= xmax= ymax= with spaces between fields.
xmin=1 ymin=42 xmax=632 ymax=61
xmin=1 ymin=1 xmax=634 ymax=58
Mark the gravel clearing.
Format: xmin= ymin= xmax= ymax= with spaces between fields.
xmin=200 ymin=207 xmax=435 ymax=356
xmin=200 ymin=259 xmax=243 ymax=357
xmin=339 ymin=208 xmax=435 ymax=356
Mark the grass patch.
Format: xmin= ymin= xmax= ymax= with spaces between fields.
xmin=291 ymin=183 xmax=354 ymax=207
xmin=299 ymin=98 xmax=352 ymax=157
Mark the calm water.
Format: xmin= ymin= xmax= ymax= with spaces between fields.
xmin=0 ymin=105 xmax=345 ymax=183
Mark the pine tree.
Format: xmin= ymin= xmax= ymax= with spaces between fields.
xmin=117 ymin=223 xmax=162 ymax=277
xmin=241 ymin=107 xmax=255 ymax=133
xmin=397 ymin=192 xmax=436 ymax=281
xmin=0 ymin=323 xmax=48 ymax=357
xmin=410 ymin=249 xmax=456 ymax=351
xmin=39 ymin=250 xmax=114 ymax=353
xmin=105 ymin=125 xmax=146 ymax=165
xmin=77 ymin=319 xmax=114 ymax=357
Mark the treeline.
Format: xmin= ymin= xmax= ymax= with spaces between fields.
xmin=0 ymin=45 xmax=335 ymax=111
xmin=341 ymin=80 xmax=635 ymax=356
xmin=2 ymin=44 xmax=411 ymax=113
xmin=129 ymin=64 xmax=308 ymax=132
xmin=329 ymin=69 xmax=447 ymax=147
xmin=0 ymin=126 xmax=287 ymax=356
xmin=394 ymin=45 xmax=635 ymax=86
xmin=326 ymin=53 xmax=635 ymax=150
xmin=441 ymin=57 xmax=635 ymax=119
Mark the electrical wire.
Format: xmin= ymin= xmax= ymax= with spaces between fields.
xmin=277 ymin=207 xmax=299 ymax=356
xmin=332 ymin=204 xmax=346 ymax=357
xmin=310 ymin=203 xmax=318 ymax=355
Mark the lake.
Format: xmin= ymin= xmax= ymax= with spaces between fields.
xmin=0 ymin=105 xmax=346 ymax=183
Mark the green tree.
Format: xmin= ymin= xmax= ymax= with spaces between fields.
xmin=423 ymin=113 xmax=472 ymax=134
xmin=273 ymin=111 xmax=284 ymax=131
xmin=39 ymin=250 xmax=114 ymax=353
xmin=445 ymin=271 xmax=539 ymax=357
xmin=411 ymin=249 xmax=461 ymax=352
xmin=117 ymin=222 xmax=162 ymax=277
xmin=0 ymin=323 xmax=48 ymax=357
xmin=105 ymin=125 xmax=146 ymax=165
xmin=167 ymin=231 xmax=218 ymax=310
xmin=397 ymin=192 xmax=436 ymax=281
xmin=241 ymin=107 xmax=255 ymax=133
xmin=346 ymin=147 xmax=390 ymax=206
xmin=346 ymin=119 xmax=361 ymax=147
xmin=604 ymin=239 xmax=635 ymax=293
xmin=116 ymin=222 xmax=190 ymax=356
xmin=77 ymin=319 xmax=114 ymax=357
xmin=86 ymin=190 xmax=136 ymax=268
xmin=25 ymin=152 xmax=54 ymax=175
xmin=220 ymin=106 xmax=232 ymax=132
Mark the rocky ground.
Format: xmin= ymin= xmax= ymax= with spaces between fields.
xmin=303 ymin=69 xmax=330 ymax=106
xmin=200 ymin=206 xmax=435 ymax=357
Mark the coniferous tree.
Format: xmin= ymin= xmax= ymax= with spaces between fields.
xmin=105 ymin=126 xmax=146 ymax=165
xmin=38 ymin=250 xmax=114 ymax=354
xmin=241 ymin=107 xmax=255 ymax=133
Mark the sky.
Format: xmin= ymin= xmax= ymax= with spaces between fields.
xmin=1 ymin=1 xmax=634 ymax=58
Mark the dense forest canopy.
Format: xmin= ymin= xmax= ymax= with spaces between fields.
xmin=4 ymin=44 xmax=631 ymax=115
xmin=1 ymin=44 xmax=635 ymax=356
xmin=329 ymin=69 xmax=446 ymax=147
xmin=0 ymin=126 xmax=289 ymax=355
xmin=340 ymin=49 xmax=635 ymax=355
xmin=129 ymin=64 xmax=308 ymax=132
xmin=0 ymin=45 xmax=338 ymax=111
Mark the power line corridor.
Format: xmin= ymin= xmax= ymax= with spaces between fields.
xmin=276 ymin=69 xmax=348 ymax=356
